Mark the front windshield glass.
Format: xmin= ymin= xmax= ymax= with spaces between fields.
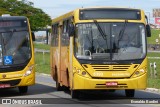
xmin=0 ymin=30 xmax=31 ymax=65
xmin=74 ymin=22 xmax=146 ymax=60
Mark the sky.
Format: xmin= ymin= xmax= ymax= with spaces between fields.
xmin=28 ymin=0 xmax=160 ymax=24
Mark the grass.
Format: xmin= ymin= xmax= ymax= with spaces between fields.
xmin=147 ymin=29 xmax=160 ymax=44
xmin=147 ymin=52 xmax=160 ymax=88
xmin=34 ymin=43 xmax=50 ymax=74
xmin=34 ymin=42 xmax=50 ymax=50
xmin=35 ymin=52 xmax=50 ymax=74
xmin=146 ymin=29 xmax=160 ymax=89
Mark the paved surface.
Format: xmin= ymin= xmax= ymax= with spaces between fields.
xmin=0 ymin=73 xmax=160 ymax=107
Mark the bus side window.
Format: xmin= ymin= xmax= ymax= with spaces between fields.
xmin=62 ymin=20 xmax=70 ymax=46
xmin=51 ymin=25 xmax=54 ymax=47
xmin=52 ymin=24 xmax=58 ymax=47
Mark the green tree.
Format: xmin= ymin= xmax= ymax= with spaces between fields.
xmin=0 ymin=0 xmax=51 ymax=31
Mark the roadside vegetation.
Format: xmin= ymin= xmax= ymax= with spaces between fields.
xmin=0 ymin=0 xmax=51 ymax=31
xmin=147 ymin=29 xmax=160 ymax=88
xmin=35 ymin=52 xmax=50 ymax=74
xmin=148 ymin=29 xmax=160 ymax=44
xmin=34 ymin=42 xmax=50 ymax=74
xmin=147 ymin=52 xmax=160 ymax=89
xmin=34 ymin=43 xmax=50 ymax=50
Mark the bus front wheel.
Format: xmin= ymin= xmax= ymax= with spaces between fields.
xmin=71 ymin=90 xmax=79 ymax=99
xmin=125 ymin=89 xmax=135 ymax=97
xmin=18 ymin=86 xmax=28 ymax=94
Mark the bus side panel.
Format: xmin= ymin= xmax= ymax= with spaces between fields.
xmin=50 ymin=47 xmax=58 ymax=80
xmin=69 ymin=37 xmax=74 ymax=89
xmin=50 ymin=47 xmax=54 ymax=79
xmin=60 ymin=46 xmax=69 ymax=87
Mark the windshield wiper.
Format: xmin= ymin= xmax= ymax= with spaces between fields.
xmin=118 ymin=20 xmax=128 ymax=41
xmin=93 ymin=20 xmax=108 ymax=40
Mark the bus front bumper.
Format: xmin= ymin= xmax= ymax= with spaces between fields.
xmin=73 ymin=73 xmax=147 ymax=90
xmin=0 ymin=73 xmax=35 ymax=88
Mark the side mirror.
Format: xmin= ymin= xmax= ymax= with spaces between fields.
xmin=69 ymin=23 xmax=75 ymax=37
xmin=146 ymin=24 xmax=151 ymax=37
xmin=31 ymin=32 xmax=35 ymax=41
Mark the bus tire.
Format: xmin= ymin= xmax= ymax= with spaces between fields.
xmin=71 ymin=90 xmax=79 ymax=99
xmin=18 ymin=86 xmax=28 ymax=94
xmin=125 ymin=89 xmax=135 ymax=97
xmin=55 ymin=67 xmax=63 ymax=91
xmin=55 ymin=74 xmax=63 ymax=91
xmin=56 ymin=80 xmax=63 ymax=91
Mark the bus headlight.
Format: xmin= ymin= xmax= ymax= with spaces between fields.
xmin=132 ymin=67 xmax=146 ymax=78
xmin=73 ymin=66 xmax=90 ymax=78
xmin=24 ymin=70 xmax=32 ymax=76
xmin=82 ymin=71 xmax=87 ymax=76
xmin=24 ymin=65 xmax=34 ymax=77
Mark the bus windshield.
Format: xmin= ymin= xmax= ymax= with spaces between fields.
xmin=74 ymin=22 xmax=146 ymax=60
xmin=0 ymin=29 xmax=31 ymax=65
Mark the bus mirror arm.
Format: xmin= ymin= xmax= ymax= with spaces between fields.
xmin=145 ymin=15 xmax=151 ymax=37
xmin=31 ymin=32 xmax=35 ymax=41
xmin=69 ymin=23 xmax=75 ymax=37
xmin=146 ymin=25 xmax=151 ymax=37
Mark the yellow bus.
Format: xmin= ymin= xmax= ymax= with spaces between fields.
xmin=0 ymin=15 xmax=35 ymax=93
xmin=50 ymin=7 xmax=151 ymax=98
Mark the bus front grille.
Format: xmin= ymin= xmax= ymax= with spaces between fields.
xmin=0 ymin=79 xmax=21 ymax=86
xmin=91 ymin=65 xmax=131 ymax=72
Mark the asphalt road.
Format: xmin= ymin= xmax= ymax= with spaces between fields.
xmin=0 ymin=73 xmax=160 ymax=107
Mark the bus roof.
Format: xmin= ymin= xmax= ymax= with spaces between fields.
xmin=52 ymin=7 xmax=143 ymax=24
xmin=0 ymin=16 xmax=27 ymax=21
xmin=78 ymin=6 xmax=141 ymax=10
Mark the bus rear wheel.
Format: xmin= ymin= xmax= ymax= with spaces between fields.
xmin=125 ymin=89 xmax=135 ymax=97
xmin=56 ymin=81 xmax=63 ymax=91
xmin=54 ymin=67 xmax=63 ymax=91
xmin=55 ymin=74 xmax=63 ymax=91
xmin=18 ymin=86 xmax=28 ymax=94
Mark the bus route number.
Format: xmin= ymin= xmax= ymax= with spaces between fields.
xmin=93 ymin=72 xmax=103 ymax=77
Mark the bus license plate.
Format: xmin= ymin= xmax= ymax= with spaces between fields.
xmin=106 ymin=82 xmax=117 ymax=86
xmin=0 ymin=84 xmax=11 ymax=88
